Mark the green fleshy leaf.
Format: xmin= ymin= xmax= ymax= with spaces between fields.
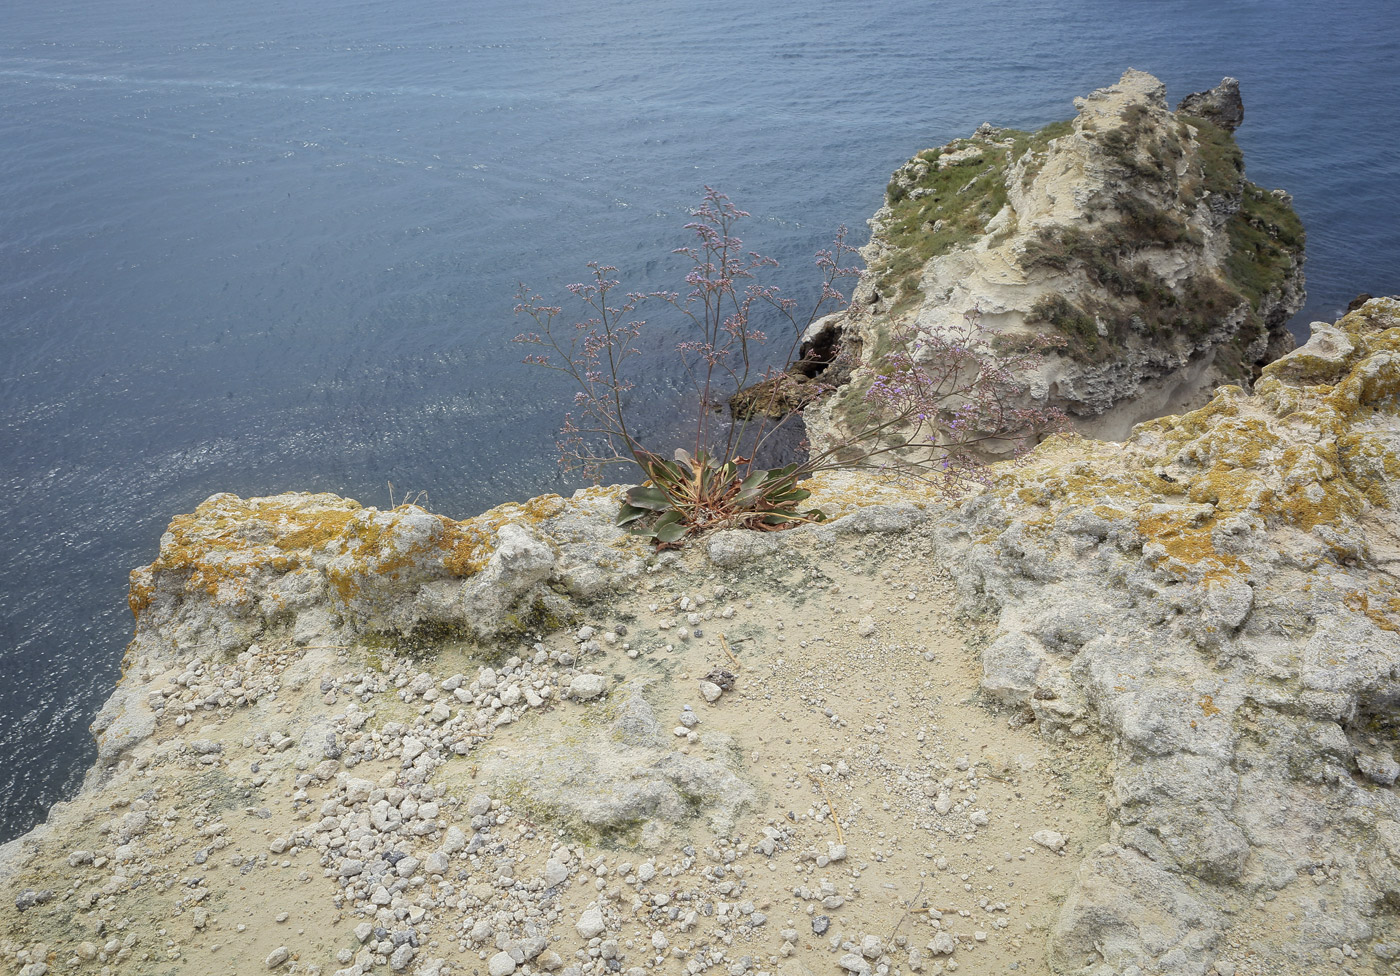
xmin=624 ymin=485 xmax=672 ymax=511
xmin=654 ymin=512 xmax=689 ymax=543
xmin=616 ymin=503 xmax=651 ymax=527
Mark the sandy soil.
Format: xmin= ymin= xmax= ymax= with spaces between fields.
xmin=1 ymin=524 xmax=1110 ymax=976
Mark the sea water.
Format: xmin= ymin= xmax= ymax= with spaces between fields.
xmin=2 ymin=0 xmax=1397 ymax=842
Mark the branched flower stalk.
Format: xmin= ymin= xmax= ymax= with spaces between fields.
xmin=514 ymin=188 xmax=1065 ymax=545
xmin=839 ymin=307 xmax=1068 ymax=492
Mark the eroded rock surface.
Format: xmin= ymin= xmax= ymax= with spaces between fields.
xmin=1 ymin=300 xmax=1398 ymax=976
xmin=951 ymin=298 xmax=1400 ymax=973
xmin=806 ymin=69 xmax=1305 ymax=448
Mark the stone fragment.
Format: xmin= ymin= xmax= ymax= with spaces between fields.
xmin=569 ymin=674 xmax=608 ymax=701
xmin=1359 ymin=753 xmax=1400 ymax=786
xmin=576 ymin=904 xmax=606 ymax=938
xmin=544 ymin=858 xmax=570 ymax=885
xmin=442 ymin=825 xmax=467 ymax=852
xmin=489 ymin=951 xmax=518 ymax=976
xmin=390 ymin=944 xmax=415 ymax=971
xmin=265 ymin=946 xmax=290 ymax=969
xmin=15 ymin=889 xmax=53 ymax=911
xmin=1033 ymin=830 xmax=1067 ymax=852
xmin=927 ymin=932 xmax=955 ymax=956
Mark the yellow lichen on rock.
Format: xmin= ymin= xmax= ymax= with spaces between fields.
xmin=129 ymin=492 xmax=583 ymax=621
xmin=441 ymin=494 xmax=570 ymax=577
xmin=984 ymin=298 xmax=1400 ymax=584
xmin=133 ymin=492 xmax=363 ymax=614
xmin=124 ymin=481 xmax=642 ymax=649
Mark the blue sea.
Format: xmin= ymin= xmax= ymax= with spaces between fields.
xmin=2 ymin=0 xmax=1398 ymax=842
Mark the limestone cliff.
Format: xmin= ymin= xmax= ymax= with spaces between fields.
xmin=805 ymin=69 xmax=1306 ymax=446
xmin=2 ymin=299 xmax=1398 ymax=976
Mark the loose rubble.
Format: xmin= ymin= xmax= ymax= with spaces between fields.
xmin=0 ymin=492 xmax=1103 ymax=976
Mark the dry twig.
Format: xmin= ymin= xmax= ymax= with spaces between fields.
xmin=718 ymin=632 xmax=742 ymax=671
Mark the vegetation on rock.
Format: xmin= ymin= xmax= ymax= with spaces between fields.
xmin=818 ymin=72 xmax=1307 ymax=450
xmin=515 ymin=189 xmax=1064 ymax=545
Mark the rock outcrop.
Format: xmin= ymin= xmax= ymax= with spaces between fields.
xmin=1177 ymin=76 xmax=1244 ymax=133
xmin=3 ymin=299 xmax=1398 ymax=976
xmin=950 ymin=297 xmax=1400 ymax=974
xmin=92 ymin=487 xmax=646 ymax=767
xmin=804 ymin=70 xmax=1305 ymax=448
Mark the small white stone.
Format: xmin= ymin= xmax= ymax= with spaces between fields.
xmin=839 ymin=952 xmax=870 ymax=973
xmin=569 ymin=674 xmax=609 ymax=701
xmin=927 ymin=932 xmax=956 ymax=956
xmin=1032 ymin=830 xmax=1067 ymax=852
xmin=442 ymin=825 xmax=467 ymax=853
xmin=576 ymin=903 xmax=606 ymax=938
xmin=544 ymin=858 xmax=570 ymax=885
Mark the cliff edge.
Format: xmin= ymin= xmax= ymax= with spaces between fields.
xmin=2 ymin=299 xmax=1398 ymax=976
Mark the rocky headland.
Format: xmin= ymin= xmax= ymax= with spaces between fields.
xmin=800 ymin=70 xmax=1305 ymax=446
xmin=2 ymin=70 xmax=1397 ymax=976
xmin=4 ymin=296 xmax=1399 ymax=976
